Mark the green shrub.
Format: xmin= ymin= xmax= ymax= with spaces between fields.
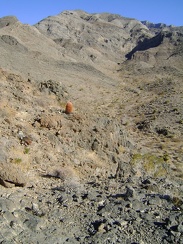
xmin=131 ymin=153 xmax=169 ymax=177
xmin=13 ymin=158 xmax=22 ymax=164
xmin=24 ymin=147 xmax=30 ymax=154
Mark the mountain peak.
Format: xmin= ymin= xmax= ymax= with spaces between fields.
xmin=0 ymin=16 xmax=19 ymax=28
xmin=141 ymin=20 xmax=170 ymax=29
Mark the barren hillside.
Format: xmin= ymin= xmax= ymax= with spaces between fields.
xmin=0 ymin=11 xmax=183 ymax=244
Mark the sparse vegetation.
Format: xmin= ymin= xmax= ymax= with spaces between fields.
xmin=12 ymin=158 xmax=22 ymax=164
xmin=24 ymin=147 xmax=30 ymax=154
xmin=131 ymin=153 xmax=170 ymax=177
xmin=172 ymin=196 xmax=183 ymax=208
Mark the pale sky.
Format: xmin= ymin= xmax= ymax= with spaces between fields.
xmin=0 ymin=0 xmax=182 ymax=26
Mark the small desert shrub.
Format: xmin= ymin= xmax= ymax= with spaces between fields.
xmin=178 ymin=119 xmax=183 ymax=124
xmin=163 ymin=153 xmax=170 ymax=162
xmin=172 ymin=197 xmax=183 ymax=208
xmin=131 ymin=153 xmax=169 ymax=177
xmin=24 ymin=147 xmax=30 ymax=154
xmin=13 ymin=158 xmax=22 ymax=164
xmin=35 ymin=114 xmax=62 ymax=129
xmin=59 ymin=101 xmax=66 ymax=109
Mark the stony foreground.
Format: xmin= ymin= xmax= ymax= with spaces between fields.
xmin=0 ymin=175 xmax=183 ymax=243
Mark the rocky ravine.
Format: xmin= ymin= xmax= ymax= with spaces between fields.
xmin=0 ymin=11 xmax=183 ymax=243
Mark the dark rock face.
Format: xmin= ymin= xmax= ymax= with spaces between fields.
xmin=39 ymin=79 xmax=68 ymax=100
xmin=126 ymin=29 xmax=183 ymax=61
xmin=126 ymin=32 xmax=165 ymax=59
xmin=141 ymin=20 xmax=168 ymax=29
xmin=0 ymin=35 xmax=28 ymax=52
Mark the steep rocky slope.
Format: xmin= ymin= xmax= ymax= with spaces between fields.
xmin=0 ymin=11 xmax=183 ymax=244
xmin=35 ymin=10 xmax=151 ymax=75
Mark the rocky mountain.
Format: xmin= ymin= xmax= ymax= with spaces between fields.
xmin=0 ymin=10 xmax=183 ymax=243
xmin=141 ymin=20 xmax=171 ymax=29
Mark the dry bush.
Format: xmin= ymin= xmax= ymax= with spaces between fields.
xmin=34 ymin=114 xmax=62 ymax=129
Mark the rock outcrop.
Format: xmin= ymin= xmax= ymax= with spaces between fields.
xmin=0 ymin=16 xmax=19 ymax=28
xmin=0 ymin=163 xmax=26 ymax=187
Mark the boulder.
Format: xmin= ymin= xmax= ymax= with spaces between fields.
xmin=0 ymin=163 xmax=27 ymax=187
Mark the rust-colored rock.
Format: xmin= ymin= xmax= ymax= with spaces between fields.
xmin=65 ymin=101 xmax=73 ymax=114
xmin=22 ymin=136 xmax=32 ymax=145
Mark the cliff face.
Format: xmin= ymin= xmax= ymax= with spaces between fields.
xmin=126 ymin=28 xmax=183 ymax=69
xmin=141 ymin=20 xmax=169 ymax=29
xmin=125 ymin=31 xmax=165 ymax=59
